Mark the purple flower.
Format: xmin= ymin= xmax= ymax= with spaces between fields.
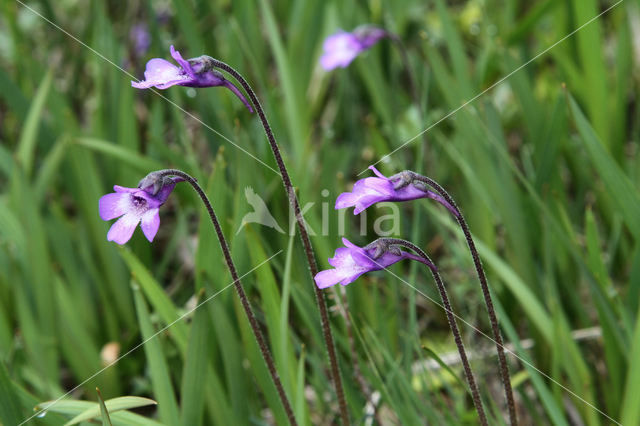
xmin=320 ymin=26 xmax=387 ymax=70
xmin=99 ymin=178 xmax=181 ymax=245
xmin=335 ymin=166 xmax=459 ymax=217
xmin=130 ymin=24 xmax=151 ymax=57
xmin=314 ymin=238 xmax=431 ymax=289
xmin=132 ymin=45 xmax=253 ymax=112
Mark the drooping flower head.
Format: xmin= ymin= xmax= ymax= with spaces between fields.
xmin=335 ymin=166 xmax=459 ymax=217
xmin=132 ymin=45 xmax=253 ymax=112
xmin=314 ymin=238 xmax=432 ymax=289
xmin=320 ymin=25 xmax=387 ymax=70
xmin=99 ymin=176 xmax=183 ymax=245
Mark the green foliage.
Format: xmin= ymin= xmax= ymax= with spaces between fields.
xmin=0 ymin=0 xmax=637 ymax=424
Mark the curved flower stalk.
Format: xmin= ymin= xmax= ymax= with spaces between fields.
xmin=133 ymin=50 xmax=350 ymax=425
xmin=100 ymin=169 xmax=297 ymax=425
xmin=319 ymin=26 xmax=387 ymax=70
xmin=315 ymin=237 xmax=488 ymax=425
xmin=196 ymin=59 xmax=351 ymax=424
xmin=336 ymin=168 xmax=517 ymax=425
xmin=132 ymin=45 xmax=253 ymax=112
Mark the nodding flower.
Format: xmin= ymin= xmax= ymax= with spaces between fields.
xmin=320 ymin=26 xmax=387 ymax=70
xmin=98 ymin=175 xmax=183 ymax=245
xmin=335 ymin=166 xmax=459 ymax=217
xmin=314 ymin=238 xmax=432 ymax=289
xmin=132 ymin=45 xmax=253 ymax=112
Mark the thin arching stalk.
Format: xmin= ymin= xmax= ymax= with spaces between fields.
xmin=372 ymin=238 xmax=488 ymax=425
xmin=411 ymin=174 xmax=518 ymax=425
xmin=154 ymin=169 xmax=298 ymax=426
xmin=202 ymin=59 xmax=350 ymax=425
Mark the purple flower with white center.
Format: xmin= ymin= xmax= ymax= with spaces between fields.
xmin=314 ymin=238 xmax=432 ymax=289
xmin=320 ymin=26 xmax=387 ymax=70
xmin=132 ymin=45 xmax=253 ymax=112
xmin=99 ymin=177 xmax=182 ymax=245
xmin=335 ymin=166 xmax=459 ymax=216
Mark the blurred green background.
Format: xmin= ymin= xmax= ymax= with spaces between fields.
xmin=1 ymin=0 xmax=639 ymax=424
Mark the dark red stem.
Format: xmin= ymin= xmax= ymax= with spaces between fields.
xmin=412 ymin=175 xmax=518 ymax=425
xmin=200 ymin=59 xmax=350 ymax=426
xmin=158 ymin=169 xmax=298 ymax=426
xmin=372 ymin=238 xmax=488 ymax=425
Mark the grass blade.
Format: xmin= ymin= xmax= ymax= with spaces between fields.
xmin=119 ymin=248 xmax=188 ymax=352
xmin=64 ymin=394 xmax=156 ymax=425
xmin=569 ymin=95 xmax=640 ymax=238
xmin=96 ymin=388 xmax=113 ymax=426
xmin=0 ymin=362 xmax=24 ymax=425
xmin=132 ymin=281 xmax=180 ymax=425
xmin=179 ymin=291 xmax=209 ymax=426
xmin=17 ymin=70 xmax=52 ymax=176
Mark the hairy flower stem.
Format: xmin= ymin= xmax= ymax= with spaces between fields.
xmin=411 ymin=174 xmax=518 ymax=425
xmin=373 ymin=238 xmax=488 ymax=425
xmin=204 ymin=58 xmax=350 ymax=425
xmin=155 ymin=169 xmax=297 ymax=426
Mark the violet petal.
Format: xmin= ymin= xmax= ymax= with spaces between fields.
xmin=107 ymin=213 xmax=141 ymax=245
xmin=169 ymin=45 xmax=196 ymax=79
xmin=99 ymin=193 xmax=130 ymax=221
xmin=131 ymin=58 xmax=189 ymax=89
xmin=140 ymin=209 xmax=161 ymax=242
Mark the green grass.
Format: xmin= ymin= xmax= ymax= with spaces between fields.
xmin=0 ymin=0 xmax=638 ymax=424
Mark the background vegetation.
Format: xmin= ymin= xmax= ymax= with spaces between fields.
xmin=1 ymin=0 xmax=638 ymax=424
